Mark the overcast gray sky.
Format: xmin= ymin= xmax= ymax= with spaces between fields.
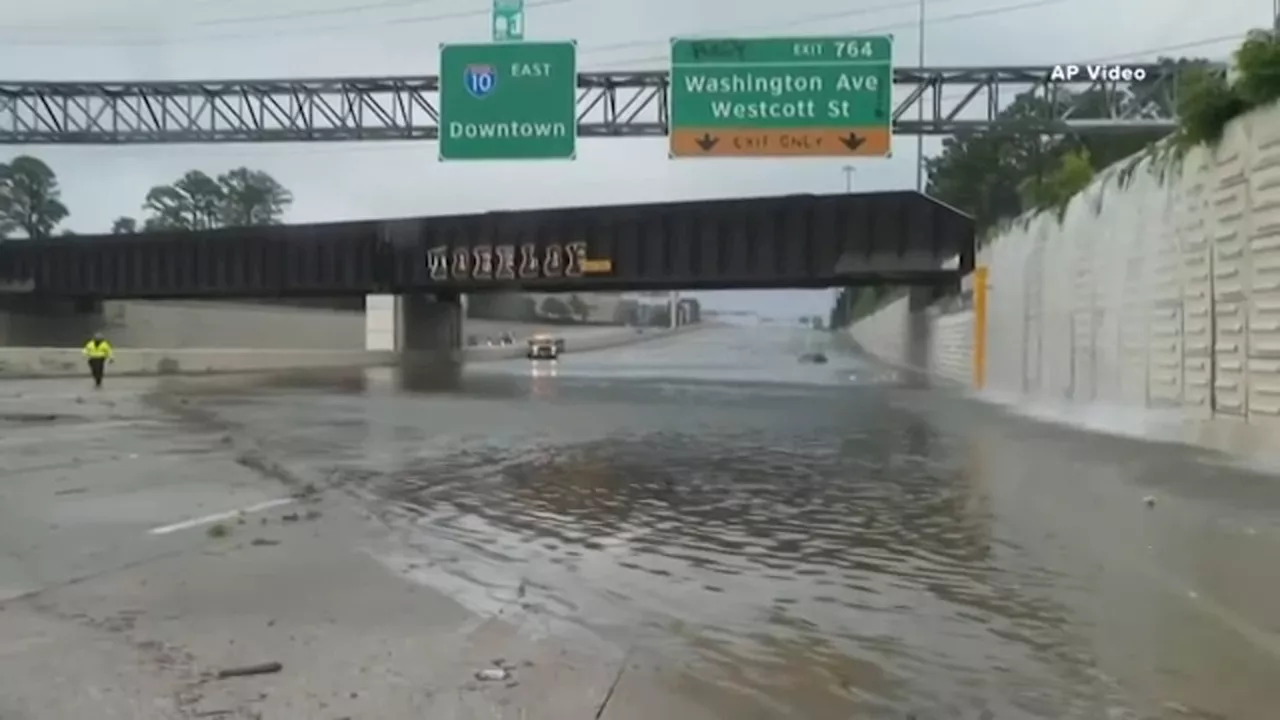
xmin=0 ymin=0 xmax=1266 ymax=316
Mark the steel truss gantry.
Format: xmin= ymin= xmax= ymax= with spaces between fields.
xmin=0 ymin=64 xmax=1201 ymax=144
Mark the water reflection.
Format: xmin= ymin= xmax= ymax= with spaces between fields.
xmin=398 ymin=357 xmax=464 ymax=393
xmin=175 ymin=328 xmax=1280 ymax=720
xmin=341 ymin=388 xmax=1122 ymax=718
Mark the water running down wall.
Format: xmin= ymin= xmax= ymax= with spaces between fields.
xmin=851 ymin=101 xmax=1280 ymax=446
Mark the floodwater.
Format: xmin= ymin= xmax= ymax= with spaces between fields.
xmin=182 ymin=326 xmax=1280 ymax=720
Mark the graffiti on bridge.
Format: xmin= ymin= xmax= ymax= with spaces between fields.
xmin=426 ymin=241 xmax=608 ymax=281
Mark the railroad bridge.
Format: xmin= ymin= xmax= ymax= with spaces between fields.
xmin=0 ymin=191 xmax=972 ymax=353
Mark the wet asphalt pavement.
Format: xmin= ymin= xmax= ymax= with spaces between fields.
xmin=175 ymin=325 xmax=1280 ymax=720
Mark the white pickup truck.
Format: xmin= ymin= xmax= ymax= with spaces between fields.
xmin=527 ymin=335 xmax=562 ymax=360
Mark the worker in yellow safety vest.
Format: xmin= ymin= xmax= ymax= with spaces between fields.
xmin=82 ymin=332 xmax=114 ymax=389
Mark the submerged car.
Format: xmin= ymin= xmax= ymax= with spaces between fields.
xmin=527 ymin=336 xmax=561 ymax=360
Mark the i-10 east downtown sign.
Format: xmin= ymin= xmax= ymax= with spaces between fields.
xmin=438 ymin=41 xmax=578 ymax=161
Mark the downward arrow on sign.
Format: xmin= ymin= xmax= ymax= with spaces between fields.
xmin=839 ymin=133 xmax=866 ymax=151
xmin=695 ymin=133 xmax=718 ymax=151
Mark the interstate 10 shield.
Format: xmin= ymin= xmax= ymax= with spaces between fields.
xmin=463 ymin=64 xmax=497 ymax=99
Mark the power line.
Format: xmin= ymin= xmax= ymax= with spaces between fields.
xmin=595 ymin=0 xmax=1076 ymax=67
xmin=3 ymin=0 xmax=968 ymax=39
xmin=0 ymin=0 xmax=574 ymax=44
xmin=0 ymin=0 xmax=1004 ymax=47
xmin=2 ymin=0 xmax=1249 ymax=68
xmin=580 ymin=0 xmax=979 ymax=56
xmin=3 ymin=0 xmax=455 ymax=33
xmin=921 ymin=33 xmax=1244 ymax=104
xmin=1082 ymin=33 xmax=1242 ymax=63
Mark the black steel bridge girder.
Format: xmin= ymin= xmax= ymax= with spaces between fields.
xmin=0 ymin=192 xmax=973 ymax=299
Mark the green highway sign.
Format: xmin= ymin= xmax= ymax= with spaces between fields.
xmin=669 ymin=36 xmax=894 ymax=158
xmin=438 ymin=41 xmax=577 ymax=161
xmin=492 ymin=0 xmax=524 ymax=41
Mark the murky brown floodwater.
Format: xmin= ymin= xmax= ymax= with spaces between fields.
xmin=185 ymin=326 xmax=1280 ymax=720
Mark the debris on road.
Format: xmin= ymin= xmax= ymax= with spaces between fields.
xmin=207 ymin=523 xmax=230 ymax=538
xmin=216 ymin=661 xmax=283 ymax=679
xmin=475 ymin=667 xmax=511 ymax=682
xmin=1143 ymin=495 xmax=1156 ymax=507
xmin=250 ymin=538 xmax=280 ymax=547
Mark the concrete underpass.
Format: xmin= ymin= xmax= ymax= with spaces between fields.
xmin=0 ymin=32 xmax=1271 ymax=720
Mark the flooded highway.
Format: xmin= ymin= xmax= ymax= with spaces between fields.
xmin=168 ymin=325 xmax=1280 ymax=720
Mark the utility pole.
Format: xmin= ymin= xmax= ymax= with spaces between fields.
xmin=915 ymin=0 xmax=926 ymax=191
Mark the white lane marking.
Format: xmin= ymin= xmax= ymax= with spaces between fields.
xmin=148 ymin=497 xmax=295 ymax=536
xmin=0 ymin=420 xmax=148 ymax=446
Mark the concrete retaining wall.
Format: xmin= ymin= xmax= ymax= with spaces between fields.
xmin=104 ymin=300 xmax=365 ymax=350
xmin=930 ymin=310 xmax=974 ymax=386
xmin=0 ymin=348 xmax=393 ymax=378
xmin=0 ymin=300 xmax=366 ymax=350
xmin=851 ymin=100 xmax=1280 ymax=450
xmin=849 ymin=302 xmax=973 ymax=387
xmin=0 ymin=325 xmax=703 ymax=379
xmin=849 ymin=298 xmax=910 ymax=371
xmin=3 ymin=296 xmax=660 ymax=356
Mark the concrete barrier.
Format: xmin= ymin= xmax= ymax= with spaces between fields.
xmin=0 ymin=348 xmax=395 ymax=379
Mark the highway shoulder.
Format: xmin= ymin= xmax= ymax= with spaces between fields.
xmin=0 ymin=382 xmax=731 ymax=719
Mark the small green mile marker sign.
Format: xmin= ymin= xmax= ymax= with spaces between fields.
xmin=438 ymin=41 xmax=578 ymax=161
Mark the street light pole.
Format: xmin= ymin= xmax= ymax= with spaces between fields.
xmin=842 ymin=165 xmax=856 ymax=193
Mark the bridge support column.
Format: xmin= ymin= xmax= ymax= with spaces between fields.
xmin=0 ymin=297 xmax=103 ymax=347
xmin=902 ymin=286 xmax=938 ymax=387
xmin=400 ymin=291 xmax=462 ymax=356
xmin=397 ymin=291 xmax=463 ymax=388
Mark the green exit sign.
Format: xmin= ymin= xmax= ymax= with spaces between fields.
xmin=669 ymin=36 xmax=894 ymax=159
xmin=438 ymin=41 xmax=578 ymax=161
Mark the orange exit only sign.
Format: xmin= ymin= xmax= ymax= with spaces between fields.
xmin=668 ymin=36 xmax=894 ymax=159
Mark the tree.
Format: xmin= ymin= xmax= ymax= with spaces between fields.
xmin=922 ymin=68 xmax=1189 ymax=240
xmin=217 ymin=167 xmax=293 ymax=227
xmin=647 ymin=306 xmax=671 ymax=328
xmin=111 ymin=216 xmax=138 ymax=234
xmin=0 ymin=155 xmax=70 ymax=240
xmin=567 ymin=294 xmax=591 ymax=322
xmin=143 ymin=170 xmax=224 ymax=231
xmin=613 ymin=299 xmax=640 ymax=325
xmin=834 ymin=53 xmax=1219 ymax=324
xmin=539 ymin=295 xmax=572 ymax=319
xmin=682 ymin=297 xmax=701 ymax=323
xmin=517 ymin=296 xmax=538 ymax=321
xmin=141 ymin=167 xmax=292 ymax=231
xmin=1019 ymin=148 xmax=1095 ymax=218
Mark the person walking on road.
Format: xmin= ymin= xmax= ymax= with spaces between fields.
xmin=82 ymin=332 xmax=114 ymax=389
